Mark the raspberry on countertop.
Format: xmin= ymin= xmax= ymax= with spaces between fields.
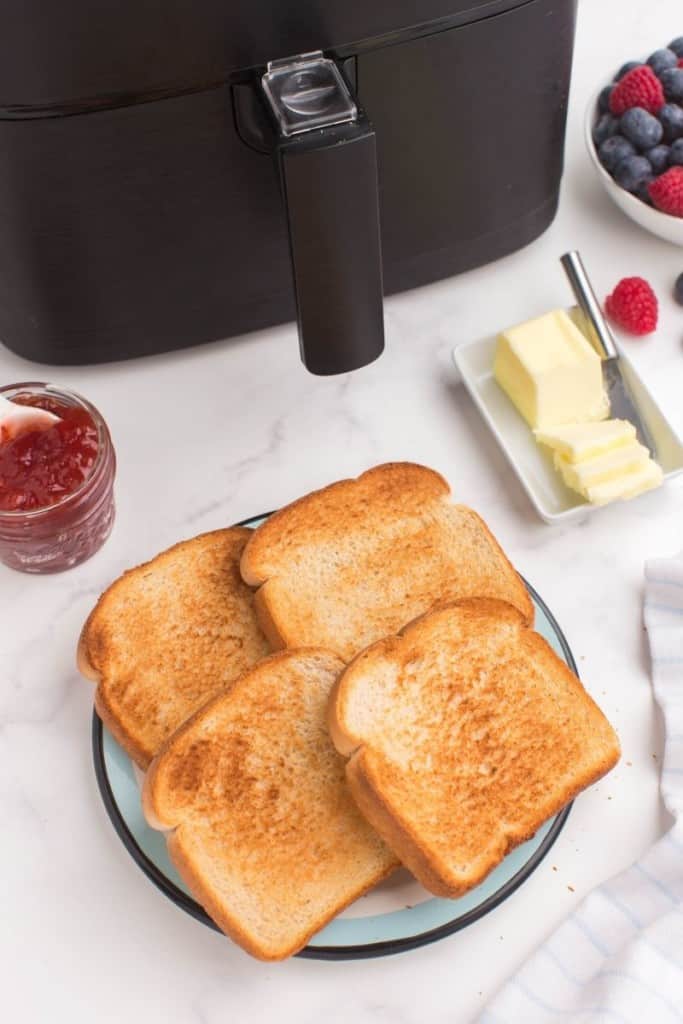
xmin=605 ymin=278 xmax=658 ymax=336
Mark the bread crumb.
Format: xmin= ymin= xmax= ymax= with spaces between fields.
xmin=626 ymin=761 xmax=632 ymax=767
xmin=552 ymin=866 xmax=558 ymax=872
xmin=567 ymin=885 xmax=575 ymax=892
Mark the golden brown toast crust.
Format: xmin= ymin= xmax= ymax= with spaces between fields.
xmin=79 ymin=527 xmax=270 ymax=768
xmin=345 ymin=743 xmax=617 ymax=900
xmin=164 ymin=825 xmax=397 ymax=961
xmin=330 ymin=598 xmax=620 ymax=898
xmin=240 ymin=463 xmax=533 ymax=661
xmin=240 ymin=463 xmax=451 ymax=586
xmin=143 ymin=649 xmax=399 ymax=960
xmin=251 ymin=584 xmax=288 ymax=653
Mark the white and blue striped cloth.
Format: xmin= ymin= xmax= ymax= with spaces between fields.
xmin=480 ymin=554 xmax=683 ymax=1024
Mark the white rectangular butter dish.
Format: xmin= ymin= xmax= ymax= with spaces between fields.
xmin=452 ymin=328 xmax=683 ymax=524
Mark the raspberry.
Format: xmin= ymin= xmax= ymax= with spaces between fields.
xmin=679 ymin=58 xmax=683 ymax=69
xmin=609 ymin=66 xmax=664 ymax=116
xmin=605 ymin=278 xmax=658 ymax=336
xmin=648 ymin=166 xmax=683 ymax=216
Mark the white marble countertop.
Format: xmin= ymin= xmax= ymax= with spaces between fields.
xmin=2 ymin=1 xmax=682 ymax=1020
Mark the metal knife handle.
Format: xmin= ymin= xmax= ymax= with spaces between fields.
xmin=560 ymin=250 xmax=618 ymax=360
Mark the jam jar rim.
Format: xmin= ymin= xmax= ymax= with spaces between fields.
xmin=0 ymin=380 xmax=112 ymax=520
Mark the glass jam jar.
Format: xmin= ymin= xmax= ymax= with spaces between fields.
xmin=0 ymin=382 xmax=116 ymax=573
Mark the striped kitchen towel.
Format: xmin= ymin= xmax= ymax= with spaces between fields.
xmin=480 ymin=554 xmax=683 ymax=1024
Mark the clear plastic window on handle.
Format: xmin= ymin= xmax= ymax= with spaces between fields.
xmin=261 ymin=51 xmax=357 ymax=137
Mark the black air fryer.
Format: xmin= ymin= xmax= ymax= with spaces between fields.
xmin=0 ymin=0 xmax=577 ymax=374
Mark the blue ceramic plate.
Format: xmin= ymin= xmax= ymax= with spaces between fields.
xmin=92 ymin=514 xmax=574 ymax=960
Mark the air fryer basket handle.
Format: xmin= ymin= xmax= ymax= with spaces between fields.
xmin=259 ymin=53 xmax=384 ymax=375
xmin=276 ymin=122 xmax=385 ymax=375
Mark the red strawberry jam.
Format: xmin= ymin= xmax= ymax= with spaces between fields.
xmin=0 ymin=396 xmax=99 ymax=511
xmin=0 ymin=384 xmax=116 ymax=573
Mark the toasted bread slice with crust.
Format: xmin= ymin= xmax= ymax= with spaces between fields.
xmin=329 ymin=598 xmax=620 ymax=898
xmin=143 ymin=649 xmax=399 ymax=960
xmin=78 ymin=527 xmax=270 ymax=768
xmin=241 ymin=463 xmax=534 ymax=661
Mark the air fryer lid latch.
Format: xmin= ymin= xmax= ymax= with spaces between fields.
xmin=259 ymin=51 xmax=385 ymax=376
xmin=261 ymin=51 xmax=357 ymax=137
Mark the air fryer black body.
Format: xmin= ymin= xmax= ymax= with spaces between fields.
xmin=0 ymin=0 xmax=577 ymax=364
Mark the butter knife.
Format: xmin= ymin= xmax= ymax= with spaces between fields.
xmin=560 ymin=250 xmax=655 ymax=456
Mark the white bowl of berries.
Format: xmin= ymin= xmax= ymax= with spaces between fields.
xmin=585 ymin=39 xmax=683 ymax=245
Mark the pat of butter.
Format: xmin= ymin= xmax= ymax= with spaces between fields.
xmin=494 ymin=309 xmax=608 ymax=429
xmin=585 ymin=460 xmax=663 ymax=506
xmin=554 ymin=440 xmax=650 ymax=493
xmin=534 ymin=419 xmax=636 ymax=462
xmin=539 ymin=419 xmax=663 ymax=506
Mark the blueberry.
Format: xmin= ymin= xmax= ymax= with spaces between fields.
xmin=593 ymin=113 xmax=619 ymax=146
xmin=669 ymin=37 xmax=683 ymax=58
xmin=646 ymin=144 xmax=671 ymax=173
xmin=598 ymin=85 xmax=614 ymax=113
xmin=670 ymin=138 xmax=683 ymax=165
xmin=599 ymin=134 xmax=636 ymax=173
xmin=613 ymin=154 xmax=653 ymax=193
xmin=636 ymin=179 xmax=654 ymax=205
xmin=620 ymin=107 xmax=663 ymax=149
xmin=616 ymin=60 xmax=642 ymax=80
xmin=660 ymin=67 xmax=683 ymax=101
xmin=674 ymin=271 xmax=683 ymax=305
xmin=658 ymin=103 xmax=683 ymax=141
xmin=647 ymin=48 xmax=678 ymax=77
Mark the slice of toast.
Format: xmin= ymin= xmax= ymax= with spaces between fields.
xmin=78 ymin=527 xmax=270 ymax=769
xmin=240 ymin=462 xmax=533 ymax=661
xmin=329 ymin=598 xmax=620 ymax=898
xmin=142 ymin=649 xmax=399 ymax=960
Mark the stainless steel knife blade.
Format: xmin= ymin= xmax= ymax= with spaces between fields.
xmin=560 ymin=251 xmax=657 ymax=458
xmin=600 ymin=357 xmax=654 ymax=451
